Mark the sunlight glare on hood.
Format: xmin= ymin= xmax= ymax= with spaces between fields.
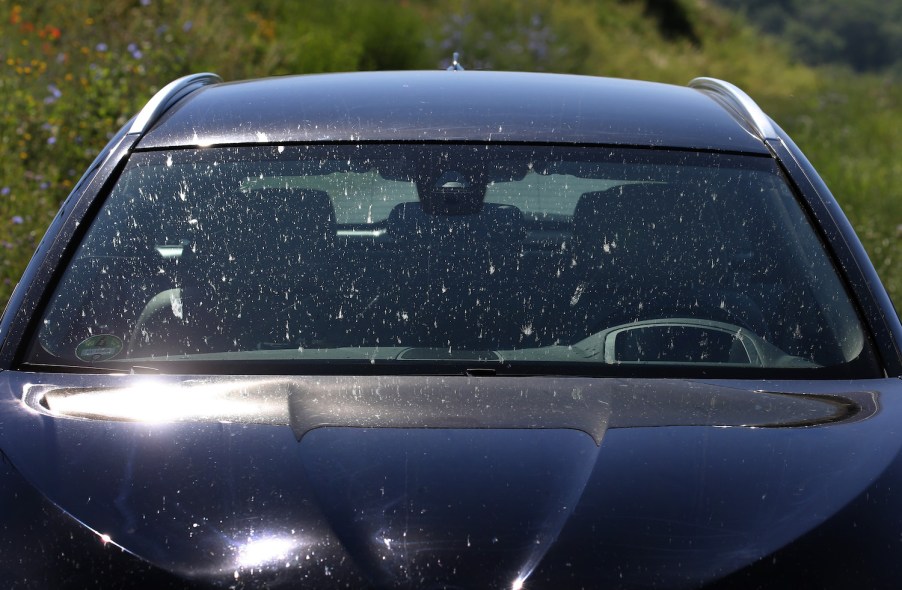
xmin=236 ymin=535 xmax=301 ymax=568
xmin=40 ymin=379 xmax=290 ymax=424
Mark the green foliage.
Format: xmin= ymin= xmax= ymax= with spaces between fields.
xmin=714 ymin=0 xmax=902 ymax=73
xmin=0 ymin=0 xmax=899 ymax=307
xmin=771 ymin=71 xmax=902 ymax=300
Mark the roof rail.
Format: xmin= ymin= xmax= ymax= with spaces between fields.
xmin=129 ymin=73 xmax=222 ymax=136
xmin=689 ymin=77 xmax=778 ymax=142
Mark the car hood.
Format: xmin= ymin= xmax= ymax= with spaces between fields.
xmin=0 ymin=373 xmax=900 ymax=588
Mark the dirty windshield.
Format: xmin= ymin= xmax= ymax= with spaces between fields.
xmin=30 ymin=145 xmax=872 ymax=375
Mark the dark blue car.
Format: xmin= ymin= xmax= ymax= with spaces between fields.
xmin=1 ymin=69 xmax=901 ymax=588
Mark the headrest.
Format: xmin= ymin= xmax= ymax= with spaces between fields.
xmin=191 ymin=187 xmax=336 ymax=266
xmin=245 ymin=187 xmax=337 ymax=252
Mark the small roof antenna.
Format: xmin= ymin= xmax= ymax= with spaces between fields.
xmin=447 ymin=52 xmax=465 ymax=71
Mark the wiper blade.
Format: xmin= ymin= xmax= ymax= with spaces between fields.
xmin=465 ymin=367 xmax=497 ymax=377
xmin=18 ymin=362 xmax=159 ymax=375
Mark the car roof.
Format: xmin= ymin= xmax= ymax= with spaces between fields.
xmin=136 ymin=70 xmax=770 ymax=153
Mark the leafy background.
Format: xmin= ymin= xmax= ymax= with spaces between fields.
xmin=1 ymin=0 xmax=899 ymax=306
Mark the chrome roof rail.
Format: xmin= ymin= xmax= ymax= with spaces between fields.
xmin=689 ymin=77 xmax=778 ymax=142
xmin=129 ymin=73 xmax=222 ymax=135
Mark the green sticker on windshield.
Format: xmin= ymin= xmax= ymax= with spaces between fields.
xmin=75 ymin=334 xmax=123 ymax=362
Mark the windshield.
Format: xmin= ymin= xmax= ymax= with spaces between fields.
xmin=28 ymin=144 xmax=875 ymax=376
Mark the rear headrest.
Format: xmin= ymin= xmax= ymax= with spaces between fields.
xmin=191 ymin=187 xmax=336 ymax=266
xmin=387 ymin=202 xmax=525 ymax=248
xmin=247 ymin=187 xmax=336 ymax=253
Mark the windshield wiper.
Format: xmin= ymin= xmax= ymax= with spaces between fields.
xmin=18 ymin=362 xmax=159 ymax=375
xmin=465 ymin=367 xmax=497 ymax=377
